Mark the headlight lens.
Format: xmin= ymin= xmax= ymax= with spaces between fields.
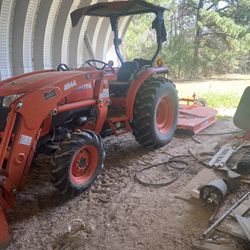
xmin=1 ymin=94 xmax=23 ymax=107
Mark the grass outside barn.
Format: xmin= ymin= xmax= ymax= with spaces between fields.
xmin=175 ymin=74 xmax=250 ymax=118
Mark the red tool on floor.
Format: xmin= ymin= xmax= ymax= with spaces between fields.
xmin=177 ymin=93 xmax=218 ymax=134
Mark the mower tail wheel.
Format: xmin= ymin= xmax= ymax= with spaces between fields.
xmin=50 ymin=130 xmax=105 ymax=196
xmin=132 ymin=78 xmax=178 ymax=149
xmin=194 ymin=98 xmax=208 ymax=107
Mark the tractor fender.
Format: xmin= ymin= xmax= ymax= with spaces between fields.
xmin=126 ymin=67 xmax=168 ymax=119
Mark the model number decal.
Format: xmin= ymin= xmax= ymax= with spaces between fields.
xmin=64 ymin=80 xmax=77 ymax=91
xmin=19 ymin=135 xmax=32 ymax=146
xmin=99 ymin=88 xmax=109 ymax=99
xmin=44 ymin=89 xmax=56 ymax=100
xmin=77 ymin=83 xmax=92 ymax=90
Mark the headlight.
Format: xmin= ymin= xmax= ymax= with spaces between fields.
xmin=1 ymin=94 xmax=23 ymax=107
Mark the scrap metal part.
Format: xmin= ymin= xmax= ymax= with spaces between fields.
xmin=192 ymin=240 xmax=240 ymax=250
xmin=208 ymin=146 xmax=235 ymax=168
xmin=209 ymin=140 xmax=247 ymax=168
xmin=226 ymin=170 xmax=241 ymax=191
xmin=200 ymin=179 xmax=227 ymax=205
xmin=234 ymin=214 xmax=250 ymax=241
xmin=202 ymin=192 xmax=250 ymax=239
xmin=237 ymin=151 xmax=250 ymax=174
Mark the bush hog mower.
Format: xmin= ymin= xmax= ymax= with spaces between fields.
xmin=0 ymin=1 xmax=179 ymax=247
xmin=178 ymin=94 xmax=218 ymax=134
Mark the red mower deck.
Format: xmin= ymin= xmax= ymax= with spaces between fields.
xmin=178 ymin=104 xmax=218 ymax=134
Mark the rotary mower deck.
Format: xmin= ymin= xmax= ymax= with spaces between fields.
xmin=178 ymin=95 xmax=217 ymax=134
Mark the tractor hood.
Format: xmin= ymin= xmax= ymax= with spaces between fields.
xmin=0 ymin=71 xmax=84 ymax=96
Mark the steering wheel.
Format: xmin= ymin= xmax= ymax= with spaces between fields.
xmin=56 ymin=63 xmax=72 ymax=71
xmin=83 ymin=59 xmax=113 ymax=70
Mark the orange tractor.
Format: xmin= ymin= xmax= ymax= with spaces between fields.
xmin=0 ymin=1 xmax=178 ymax=246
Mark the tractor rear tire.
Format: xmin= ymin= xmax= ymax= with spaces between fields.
xmin=50 ymin=130 xmax=105 ymax=196
xmin=132 ymin=78 xmax=178 ymax=149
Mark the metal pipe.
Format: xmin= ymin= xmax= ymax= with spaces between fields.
xmin=110 ymin=17 xmax=124 ymax=64
xmin=0 ymin=110 xmax=16 ymax=170
xmin=56 ymin=99 xmax=96 ymax=113
xmin=202 ymin=192 xmax=250 ymax=238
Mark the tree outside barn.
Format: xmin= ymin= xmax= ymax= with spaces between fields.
xmin=122 ymin=0 xmax=250 ymax=79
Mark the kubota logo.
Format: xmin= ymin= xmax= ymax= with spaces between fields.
xmin=64 ymin=80 xmax=77 ymax=91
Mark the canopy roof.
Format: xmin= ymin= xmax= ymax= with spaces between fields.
xmin=71 ymin=0 xmax=166 ymax=27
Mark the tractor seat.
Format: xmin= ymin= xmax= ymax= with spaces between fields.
xmin=109 ymin=61 xmax=139 ymax=96
xmin=109 ymin=81 xmax=130 ymax=97
xmin=116 ymin=61 xmax=139 ymax=82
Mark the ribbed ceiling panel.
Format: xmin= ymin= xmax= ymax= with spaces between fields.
xmin=76 ymin=0 xmax=99 ymax=66
xmin=0 ymin=0 xmax=15 ymax=79
xmin=43 ymin=0 xmax=62 ymax=69
xmin=0 ymin=0 xmax=131 ymax=80
xmin=23 ymin=0 xmax=41 ymax=73
xmin=33 ymin=0 xmax=53 ymax=71
xmin=61 ymin=0 xmax=81 ymax=64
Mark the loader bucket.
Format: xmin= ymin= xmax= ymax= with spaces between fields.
xmin=233 ymin=86 xmax=250 ymax=131
xmin=0 ymin=208 xmax=10 ymax=249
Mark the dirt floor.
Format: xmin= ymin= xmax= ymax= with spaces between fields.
xmin=5 ymin=118 xmax=249 ymax=250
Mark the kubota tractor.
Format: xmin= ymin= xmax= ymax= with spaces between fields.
xmin=0 ymin=1 xmax=178 ymax=247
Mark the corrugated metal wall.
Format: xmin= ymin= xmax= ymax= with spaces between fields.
xmin=0 ymin=0 xmax=130 ymax=80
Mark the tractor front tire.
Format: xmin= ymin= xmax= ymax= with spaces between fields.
xmin=132 ymin=78 xmax=178 ymax=149
xmin=50 ymin=130 xmax=105 ymax=196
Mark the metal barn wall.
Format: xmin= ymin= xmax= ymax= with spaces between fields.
xmin=0 ymin=0 xmax=130 ymax=80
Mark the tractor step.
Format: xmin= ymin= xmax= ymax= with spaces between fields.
xmin=0 ymin=208 xmax=10 ymax=249
xmin=107 ymin=115 xmax=127 ymax=123
xmin=107 ymin=116 xmax=132 ymax=136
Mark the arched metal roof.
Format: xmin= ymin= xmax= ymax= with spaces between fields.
xmin=0 ymin=0 xmax=130 ymax=80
